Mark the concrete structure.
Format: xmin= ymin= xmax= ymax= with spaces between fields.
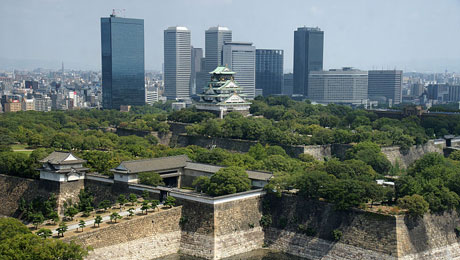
xmin=308 ymin=68 xmax=368 ymax=104
xmin=293 ymin=26 xmax=324 ymax=97
xmin=3 ymin=99 xmax=21 ymax=112
xmin=164 ymin=26 xmax=191 ymax=100
xmin=196 ymin=66 xmax=251 ymax=118
xmin=448 ymin=85 xmax=460 ymax=102
xmin=101 ymin=14 xmax=145 ymax=109
xmin=368 ymin=70 xmax=403 ymax=105
xmin=21 ymin=98 xmax=35 ymax=111
xmin=205 ymin=26 xmax=232 ymax=74
xmin=35 ymin=95 xmax=52 ymax=112
xmin=145 ymin=86 xmax=159 ymax=105
xmin=222 ymin=42 xmax=256 ymax=99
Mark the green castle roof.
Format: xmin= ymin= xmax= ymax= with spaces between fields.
xmin=209 ymin=66 xmax=236 ymax=75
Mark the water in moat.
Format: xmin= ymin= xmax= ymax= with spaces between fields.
xmin=154 ymin=249 xmax=305 ymax=260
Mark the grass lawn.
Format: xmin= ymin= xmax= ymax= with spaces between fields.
xmin=11 ymin=144 xmax=35 ymax=154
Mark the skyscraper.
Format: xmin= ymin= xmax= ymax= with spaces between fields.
xmin=368 ymin=70 xmax=403 ymax=105
xmin=164 ymin=26 xmax=191 ymax=100
xmin=190 ymin=47 xmax=203 ymax=96
xmin=223 ymin=42 xmax=256 ymax=99
xmin=101 ymin=14 xmax=145 ymax=109
xmin=256 ymin=49 xmax=284 ymax=96
xmin=205 ymin=26 xmax=232 ymax=74
xmin=293 ymin=27 xmax=324 ymax=97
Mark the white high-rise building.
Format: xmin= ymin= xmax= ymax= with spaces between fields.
xmin=308 ymin=68 xmax=368 ymax=104
xmin=145 ymin=86 xmax=159 ymax=105
xmin=222 ymin=42 xmax=256 ymax=99
xmin=205 ymin=26 xmax=232 ymax=74
xmin=164 ymin=26 xmax=191 ymax=100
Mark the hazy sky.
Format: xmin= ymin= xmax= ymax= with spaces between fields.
xmin=1 ymin=0 xmax=460 ymax=72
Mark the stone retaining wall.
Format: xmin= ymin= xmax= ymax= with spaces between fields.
xmin=63 ymin=206 xmax=183 ymax=260
xmin=381 ymin=140 xmax=444 ymax=168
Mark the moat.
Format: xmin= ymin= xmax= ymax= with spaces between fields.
xmin=156 ymin=249 xmax=304 ymax=260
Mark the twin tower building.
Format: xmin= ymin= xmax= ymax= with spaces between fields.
xmin=101 ymin=13 xmax=258 ymax=110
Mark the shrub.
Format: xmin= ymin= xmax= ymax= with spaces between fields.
xmin=398 ymin=194 xmax=429 ymax=219
xmin=138 ymin=171 xmax=165 ymax=187
xmin=332 ymin=229 xmax=342 ymax=241
xmin=260 ymin=214 xmax=272 ymax=228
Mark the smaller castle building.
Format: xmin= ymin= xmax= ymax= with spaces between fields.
xmin=196 ymin=66 xmax=251 ymax=118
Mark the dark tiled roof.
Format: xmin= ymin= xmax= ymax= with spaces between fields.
xmin=185 ymin=162 xmax=272 ymax=181
xmin=39 ymin=151 xmax=86 ymax=165
xmin=113 ymin=155 xmax=190 ymax=174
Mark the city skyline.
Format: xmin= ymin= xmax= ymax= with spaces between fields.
xmin=1 ymin=0 xmax=460 ymax=73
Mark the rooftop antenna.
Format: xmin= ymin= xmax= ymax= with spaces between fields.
xmin=111 ymin=8 xmax=126 ymax=18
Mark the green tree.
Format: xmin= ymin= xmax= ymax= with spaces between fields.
xmin=128 ymin=208 xmax=135 ymax=218
xmin=150 ymin=200 xmax=160 ymax=212
xmin=36 ymin=228 xmax=52 ymax=239
xmin=138 ymin=171 xmax=165 ymax=186
xmin=346 ymin=141 xmax=391 ymax=174
xmin=78 ymin=220 xmax=86 ymax=232
xmin=206 ymin=166 xmax=251 ymax=196
xmin=141 ymin=201 xmax=150 ymax=215
xmin=164 ymin=196 xmax=176 ymax=208
xmin=94 ymin=215 xmax=102 ymax=227
xmin=117 ymin=194 xmax=127 ymax=211
xmin=98 ymin=200 xmax=111 ymax=212
xmin=142 ymin=190 xmax=150 ymax=201
xmin=64 ymin=207 xmax=78 ymax=221
xmin=0 ymin=218 xmax=30 ymax=241
xmin=129 ymin=193 xmax=137 ymax=206
xmin=32 ymin=213 xmax=45 ymax=229
xmin=110 ymin=212 xmax=122 ymax=223
xmin=398 ymin=194 xmax=429 ymax=218
xmin=192 ymin=176 xmax=210 ymax=193
xmin=56 ymin=222 xmax=68 ymax=237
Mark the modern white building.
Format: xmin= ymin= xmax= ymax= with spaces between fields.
xmin=145 ymin=86 xmax=159 ymax=105
xmin=164 ymin=26 xmax=191 ymax=100
xmin=205 ymin=26 xmax=232 ymax=74
xmin=222 ymin=42 xmax=256 ymax=99
xmin=308 ymin=68 xmax=368 ymax=104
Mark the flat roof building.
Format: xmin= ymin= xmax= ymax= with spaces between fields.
xmin=308 ymin=68 xmax=368 ymax=104
xmin=368 ymin=70 xmax=402 ymax=106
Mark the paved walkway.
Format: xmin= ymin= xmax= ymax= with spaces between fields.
xmin=51 ymin=205 xmax=158 ymax=235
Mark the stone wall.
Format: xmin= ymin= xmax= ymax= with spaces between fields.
xmin=381 ymin=140 xmax=445 ymax=168
xmin=213 ymin=196 xmax=264 ymax=259
xmin=264 ymin=194 xmax=398 ymax=258
xmin=63 ymin=206 xmax=183 ymax=260
xmin=0 ymin=174 xmax=53 ymax=217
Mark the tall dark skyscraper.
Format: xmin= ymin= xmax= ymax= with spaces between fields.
xmin=293 ymin=27 xmax=324 ymax=97
xmin=256 ymin=49 xmax=284 ymax=96
xmin=101 ymin=14 xmax=145 ymax=109
xmin=368 ymin=70 xmax=403 ymax=105
xmin=205 ymin=27 xmax=232 ymax=73
xmin=191 ymin=47 xmax=203 ymax=95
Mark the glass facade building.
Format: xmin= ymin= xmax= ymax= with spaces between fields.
xmin=101 ymin=15 xmax=145 ymax=110
xmin=293 ymin=27 xmax=323 ymax=97
xmin=368 ymin=70 xmax=403 ymax=105
xmin=205 ymin=27 xmax=232 ymax=73
xmin=256 ymin=49 xmax=284 ymax=96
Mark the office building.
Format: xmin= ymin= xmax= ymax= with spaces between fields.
xmin=368 ymin=70 xmax=403 ymax=105
xmin=21 ymin=98 xmax=35 ymax=111
xmin=256 ymin=49 xmax=284 ymax=96
xmin=145 ymin=86 xmax=159 ymax=105
xmin=427 ymin=84 xmax=449 ymax=103
xmin=223 ymin=42 xmax=256 ymax=99
xmin=308 ymin=68 xmax=368 ymax=104
xmin=293 ymin=27 xmax=324 ymax=97
xmin=205 ymin=26 xmax=232 ymax=74
xmin=283 ymin=73 xmax=294 ymax=96
xmin=191 ymin=47 xmax=203 ymax=95
xmin=101 ymin=13 xmax=145 ymax=109
xmin=448 ymin=85 xmax=460 ymax=102
xmin=4 ymin=99 xmax=21 ymax=112
xmin=411 ymin=83 xmax=424 ymax=97
xmin=164 ymin=26 xmax=191 ymax=100
xmin=35 ymin=96 xmax=52 ymax=112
